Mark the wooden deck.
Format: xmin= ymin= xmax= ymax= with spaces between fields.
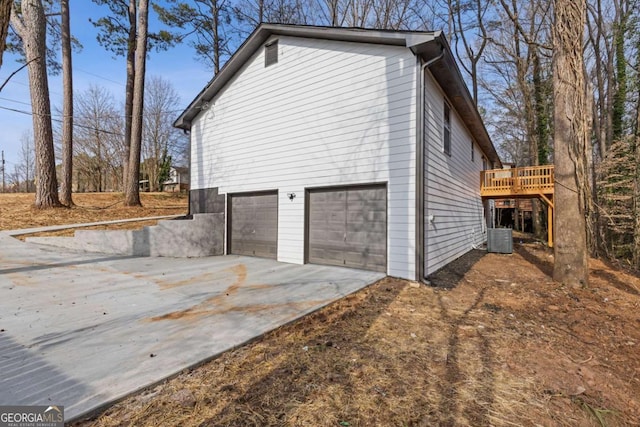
xmin=481 ymin=165 xmax=554 ymax=247
xmin=481 ymin=165 xmax=554 ymax=199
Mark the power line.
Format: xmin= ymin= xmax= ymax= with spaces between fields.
xmin=0 ymin=78 xmax=63 ymax=97
xmin=0 ymin=102 xmax=186 ymax=122
xmin=0 ymin=96 xmax=31 ymax=106
xmin=74 ymin=67 xmax=126 ymax=87
xmin=0 ymin=105 xmax=31 ymax=117
xmin=0 ymin=105 xmax=124 ymax=136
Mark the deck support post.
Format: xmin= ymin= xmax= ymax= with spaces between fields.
xmin=548 ymin=202 xmax=553 ymax=248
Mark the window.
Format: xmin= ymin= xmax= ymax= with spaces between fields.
xmin=471 ymin=141 xmax=475 ymax=161
xmin=443 ymin=101 xmax=451 ymax=155
xmin=482 ymin=156 xmax=488 ymax=171
xmin=265 ymin=40 xmax=278 ymax=67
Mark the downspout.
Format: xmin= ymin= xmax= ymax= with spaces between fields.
xmin=415 ymin=48 xmax=445 ymax=282
xmin=183 ymin=128 xmax=192 ymax=216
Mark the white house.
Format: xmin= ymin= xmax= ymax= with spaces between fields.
xmin=162 ymin=166 xmax=190 ymax=192
xmin=174 ymin=24 xmax=501 ymax=281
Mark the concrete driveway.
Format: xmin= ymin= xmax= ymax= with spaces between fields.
xmin=0 ymin=232 xmax=384 ymax=421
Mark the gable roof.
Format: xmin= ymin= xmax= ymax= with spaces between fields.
xmin=174 ymin=24 xmax=500 ymax=166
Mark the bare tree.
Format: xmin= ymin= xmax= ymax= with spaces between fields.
xmin=446 ymin=0 xmax=493 ymax=104
xmin=596 ymin=139 xmax=634 ymax=259
xmin=552 ymin=0 xmax=590 ymax=287
xmin=586 ymin=0 xmax=615 ymax=159
xmin=69 ymin=85 xmax=125 ymax=192
xmin=231 ymin=0 xmax=321 ymax=37
xmin=59 ymin=0 xmax=73 ymax=206
xmin=10 ymin=0 xmax=61 ymax=208
xmin=584 ymin=0 xmax=640 ymax=258
xmin=142 ymin=76 xmax=182 ymax=191
xmin=124 ymin=0 xmax=149 ymax=206
xmin=480 ymin=0 xmax=554 ymax=238
xmin=18 ymin=131 xmax=35 ymax=192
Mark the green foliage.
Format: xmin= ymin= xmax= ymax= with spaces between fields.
xmin=532 ymin=51 xmax=552 ymax=165
xmin=152 ymin=0 xmax=232 ymax=72
xmin=90 ymin=0 xmax=177 ymax=58
xmin=157 ymin=149 xmax=172 ymax=189
xmin=7 ymin=0 xmax=82 ymax=74
xmin=612 ymin=14 xmax=628 ymax=141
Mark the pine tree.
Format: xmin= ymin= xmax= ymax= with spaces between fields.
xmin=10 ymin=0 xmax=61 ymax=208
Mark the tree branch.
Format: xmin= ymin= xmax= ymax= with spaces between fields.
xmin=9 ymin=3 xmax=26 ymax=38
xmin=0 ymin=57 xmax=39 ymax=92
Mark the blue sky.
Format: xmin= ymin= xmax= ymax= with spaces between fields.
xmin=0 ymin=2 xmax=214 ymax=171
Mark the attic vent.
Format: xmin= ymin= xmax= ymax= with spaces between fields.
xmin=265 ymin=40 xmax=278 ymax=67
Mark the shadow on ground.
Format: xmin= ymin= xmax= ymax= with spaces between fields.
xmin=196 ymin=280 xmax=408 ymax=426
xmin=426 ymin=249 xmax=487 ymax=289
xmin=514 ymin=244 xmax=553 ymax=277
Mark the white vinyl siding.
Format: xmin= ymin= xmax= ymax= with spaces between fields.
xmin=423 ymin=72 xmax=486 ymax=275
xmin=191 ymin=36 xmax=417 ymax=279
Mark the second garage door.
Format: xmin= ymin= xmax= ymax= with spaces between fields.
xmin=307 ymin=185 xmax=387 ymax=272
xmin=228 ymin=191 xmax=278 ymax=259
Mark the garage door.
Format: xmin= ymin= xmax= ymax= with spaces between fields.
xmin=228 ymin=191 xmax=278 ymax=259
xmin=307 ymin=185 xmax=386 ymax=272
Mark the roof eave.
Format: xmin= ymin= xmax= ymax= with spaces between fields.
xmin=174 ymin=24 xmax=440 ymax=130
xmin=416 ymin=35 xmax=501 ymax=167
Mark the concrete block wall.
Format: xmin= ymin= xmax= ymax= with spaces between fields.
xmin=26 ymin=214 xmax=224 ymax=258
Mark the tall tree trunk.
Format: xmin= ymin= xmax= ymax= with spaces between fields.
xmin=11 ymin=0 xmax=60 ymax=208
xmin=0 ymin=0 xmax=11 ymax=67
xmin=124 ymin=0 xmax=148 ymax=207
xmin=122 ymin=0 xmax=136 ymax=191
xmin=552 ymin=0 xmax=590 ymax=287
xmin=633 ymin=49 xmax=640 ymax=267
xmin=60 ymin=0 xmax=73 ymax=206
xmin=634 ymin=139 xmax=640 ymax=268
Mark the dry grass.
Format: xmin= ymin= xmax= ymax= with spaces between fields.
xmin=0 ymin=192 xmax=187 ymax=233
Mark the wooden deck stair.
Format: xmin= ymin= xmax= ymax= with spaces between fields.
xmin=480 ymin=165 xmax=554 ymax=247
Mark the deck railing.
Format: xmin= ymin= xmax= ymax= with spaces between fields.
xmin=481 ymin=165 xmax=554 ymax=198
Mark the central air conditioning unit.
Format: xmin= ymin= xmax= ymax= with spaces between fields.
xmin=487 ymin=228 xmax=513 ymax=254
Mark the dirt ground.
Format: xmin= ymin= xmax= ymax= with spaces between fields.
xmin=1 ymin=194 xmax=639 ymax=426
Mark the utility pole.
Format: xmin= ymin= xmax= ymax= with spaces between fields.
xmin=1 ymin=150 xmax=5 ymax=193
